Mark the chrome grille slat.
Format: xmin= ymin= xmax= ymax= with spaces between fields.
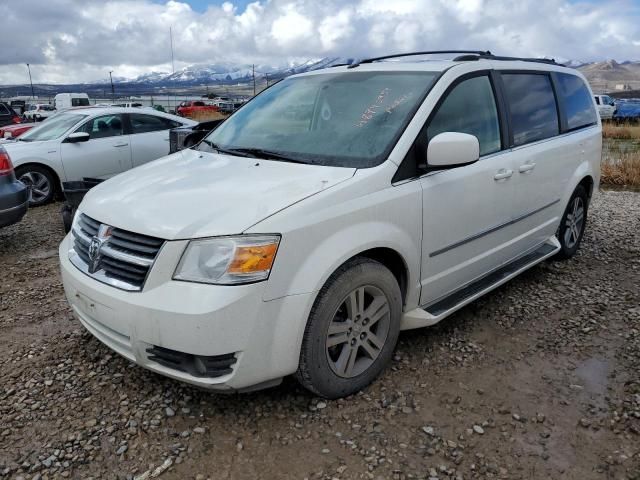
xmin=69 ymin=214 xmax=164 ymax=291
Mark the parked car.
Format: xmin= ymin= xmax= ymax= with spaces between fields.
xmin=0 ymin=145 xmax=29 ymax=228
xmin=613 ymin=100 xmax=640 ymax=123
xmin=0 ymin=122 xmax=36 ymax=140
xmin=593 ymin=94 xmax=616 ymax=120
xmin=54 ymin=93 xmax=90 ymax=110
xmin=0 ymin=103 xmax=21 ymax=127
xmin=3 ymin=107 xmax=196 ymax=206
xmin=112 ymin=102 xmax=144 ymax=108
xmin=169 ymin=118 xmax=226 ymax=153
xmin=23 ymin=103 xmax=56 ymax=122
xmin=176 ymin=101 xmax=220 ymax=118
xmin=59 ymin=52 xmax=601 ymax=399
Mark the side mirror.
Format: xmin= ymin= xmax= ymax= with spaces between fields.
xmin=65 ymin=132 xmax=90 ymax=143
xmin=427 ymin=132 xmax=480 ymax=168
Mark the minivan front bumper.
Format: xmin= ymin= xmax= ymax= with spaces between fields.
xmin=59 ymin=234 xmax=314 ymax=391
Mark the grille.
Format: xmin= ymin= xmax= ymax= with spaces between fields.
xmin=146 ymin=345 xmax=237 ymax=378
xmin=70 ymin=213 xmax=164 ymax=291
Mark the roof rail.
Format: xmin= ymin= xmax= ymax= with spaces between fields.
xmin=347 ymin=50 xmax=492 ymax=68
xmin=455 ymin=53 xmax=558 ymax=65
xmin=347 ymin=50 xmax=558 ymax=68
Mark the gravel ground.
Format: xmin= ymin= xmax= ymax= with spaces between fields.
xmin=0 ymin=190 xmax=639 ymax=480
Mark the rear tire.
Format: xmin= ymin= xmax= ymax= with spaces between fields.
xmin=16 ymin=165 xmax=57 ymax=207
xmin=555 ymin=185 xmax=589 ymax=260
xmin=296 ymin=258 xmax=402 ymax=399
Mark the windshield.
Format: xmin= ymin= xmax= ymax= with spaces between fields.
xmin=201 ymin=71 xmax=438 ymax=167
xmin=40 ymin=105 xmax=55 ymax=111
xmin=19 ymin=113 xmax=87 ymax=142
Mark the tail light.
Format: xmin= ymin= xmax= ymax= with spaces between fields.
xmin=0 ymin=146 xmax=14 ymax=176
xmin=11 ymin=116 xmax=21 ymax=124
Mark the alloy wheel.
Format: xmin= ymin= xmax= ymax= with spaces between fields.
xmin=325 ymin=285 xmax=391 ymax=378
xmin=19 ymin=171 xmax=51 ymax=204
xmin=564 ymin=196 xmax=584 ymax=249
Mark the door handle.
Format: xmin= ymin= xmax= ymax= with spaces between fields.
xmin=518 ymin=162 xmax=536 ymax=173
xmin=113 ymin=143 xmax=129 ymax=147
xmin=493 ymin=169 xmax=513 ymax=181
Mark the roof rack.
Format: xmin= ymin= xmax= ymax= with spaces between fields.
xmin=347 ymin=51 xmax=558 ymax=68
xmin=348 ymin=50 xmax=491 ymax=68
xmin=458 ymin=53 xmax=558 ymax=65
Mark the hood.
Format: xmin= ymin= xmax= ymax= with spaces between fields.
xmin=80 ymin=149 xmax=356 ymax=239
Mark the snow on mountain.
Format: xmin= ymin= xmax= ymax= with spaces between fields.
xmin=98 ymin=57 xmax=354 ymax=86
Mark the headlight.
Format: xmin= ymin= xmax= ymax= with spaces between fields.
xmin=173 ymin=235 xmax=280 ymax=285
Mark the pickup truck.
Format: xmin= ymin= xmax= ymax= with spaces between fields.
xmin=176 ymin=101 xmax=220 ymax=119
xmin=594 ymin=94 xmax=616 ymax=120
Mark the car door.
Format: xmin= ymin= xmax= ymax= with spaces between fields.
xmin=60 ymin=114 xmax=132 ymax=180
xmin=501 ymin=71 xmax=598 ymax=253
xmin=417 ymin=72 xmax=519 ymax=306
xmin=127 ymin=113 xmax=181 ymax=167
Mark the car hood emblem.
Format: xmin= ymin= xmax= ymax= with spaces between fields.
xmin=87 ymin=224 xmax=113 ymax=274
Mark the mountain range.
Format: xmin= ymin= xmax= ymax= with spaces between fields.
xmin=1 ymin=57 xmax=637 ymax=97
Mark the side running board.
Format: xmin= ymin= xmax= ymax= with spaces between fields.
xmin=400 ymin=238 xmax=560 ymax=330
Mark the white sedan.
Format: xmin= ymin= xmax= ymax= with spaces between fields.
xmin=3 ymin=107 xmax=196 ymax=206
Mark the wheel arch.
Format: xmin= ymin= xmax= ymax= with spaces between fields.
xmin=351 ymin=247 xmax=409 ymax=307
xmin=14 ymin=162 xmax=63 ymax=197
xmin=578 ymin=175 xmax=594 ymax=200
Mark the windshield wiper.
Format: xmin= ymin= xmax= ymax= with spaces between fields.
xmin=227 ymin=148 xmax=309 ymax=164
xmin=201 ymin=140 xmax=252 ymax=158
xmin=201 ymin=141 xmax=308 ymax=164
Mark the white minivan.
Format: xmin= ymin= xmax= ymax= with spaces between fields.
xmin=59 ymin=52 xmax=601 ymax=398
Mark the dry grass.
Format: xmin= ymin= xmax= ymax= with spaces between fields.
xmin=601 ymin=151 xmax=640 ymax=186
xmin=602 ymin=122 xmax=640 ymax=140
xmin=185 ymin=110 xmax=229 ymax=122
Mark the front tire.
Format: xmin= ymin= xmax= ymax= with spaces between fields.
xmin=555 ymin=185 xmax=589 ymax=260
xmin=296 ymin=258 xmax=402 ymax=399
xmin=16 ymin=165 xmax=56 ymax=207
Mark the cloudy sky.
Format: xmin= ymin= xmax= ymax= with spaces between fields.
xmin=1 ymin=0 xmax=639 ymax=85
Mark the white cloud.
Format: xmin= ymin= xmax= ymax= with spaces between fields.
xmin=0 ymin=0 xmax=638 ymax=84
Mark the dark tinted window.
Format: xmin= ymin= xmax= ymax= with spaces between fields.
xmin=502 ymin=73 xmax=559 ymax=146
xmin=594 ymin=97 xmax=600 ymax=105
xmin=0 ymin=104 xmax=10 ymax=115
xmin=72 ymin=98 xmax=90 ymax=107
xmin=556 ymin=73 xmax=597 ymax=131
xmin=78 ymin=114 xmax=124 ymax=139
xmin=130 ymin=114 xmax=180 ymax=134
xmin=427 ymin=75 xmax=501 ymax=156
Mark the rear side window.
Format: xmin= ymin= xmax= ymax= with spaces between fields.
xmin=502 ymin=73 xmax=559 ymax=146
xmin=0 ymin=104 xmax=9 ymax=115
xmin=556 ymin=73 xmax=597 ymax=131
xmin=594 ymin=97 xmax=601 ymax=105
xmin=130 ymin=114 xmax=180 ymax=134
xmin=72 ymin=98 xmax=90 ymax=107
xmin=427 ymin=75 xmax=501 ymax=156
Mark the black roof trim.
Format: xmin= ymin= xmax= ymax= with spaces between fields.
xmin=347 ymin=50 xmax=559 ymax=69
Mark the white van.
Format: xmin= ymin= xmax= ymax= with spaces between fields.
xmin=59 ymin=52 xmax=601 ymax=398
xmin=54 ymin=93 xmax=90 ymax=110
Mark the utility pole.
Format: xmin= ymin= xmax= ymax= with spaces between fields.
xmin=252 ymin=64 xmax=256 ymax=96
xmin=26 ymin=63 xmax=35 ymax=99
xmin=109 ymin=71 xmax=115 ymax=99
xmin=170 ymin=26 xmax=175 ymax=112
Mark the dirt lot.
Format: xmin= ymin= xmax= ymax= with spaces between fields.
xmin=1 ymin=190 xmax=639 ymax=480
